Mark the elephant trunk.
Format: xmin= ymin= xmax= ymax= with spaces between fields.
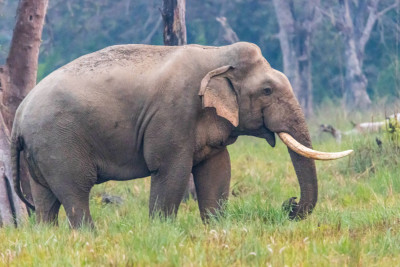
xmin=286 ymin=134 xmax=318 ymax=219
xmin=280 ymin=113 xmax=318 ymax=220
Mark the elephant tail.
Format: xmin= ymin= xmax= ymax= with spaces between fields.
xmin=11 ymin=136 xmax=35 ymax=211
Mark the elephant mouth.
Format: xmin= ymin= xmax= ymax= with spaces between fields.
xmin=260 ymin=127 xmax=276 ymax=147
xmin=238 ymin=126 xmax=276 ymax=147
xmin=277 ymin=132 xmax=353 ymax=160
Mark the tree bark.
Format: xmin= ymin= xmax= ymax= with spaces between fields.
xmin=0 ymin=0 xmax=48 ymax=226
xmin=273 ymin=0 xmax=320 ymax=117
xmin=215 ymin=16 xmax=239 ymax=45
xmin=162 ymin=0 xmax=187 ymax=46
xmin=343 ymin=34 xmax=371 ymax=108
xmin=339 ymin=0 xmax=372 ymax=109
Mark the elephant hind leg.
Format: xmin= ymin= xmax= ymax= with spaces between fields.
xmin=38 ymin=165 xmax=95 ymax=229
xmin=30 ymin=178 xmax=61 ymax=225
xmin=49 ymin=173 xmax=95 ymax=229
xmin=61 ymin=192 xmax=93 ymax=229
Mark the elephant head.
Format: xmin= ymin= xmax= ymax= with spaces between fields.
xmin=199 ymin=42 xmax=352 ymax=219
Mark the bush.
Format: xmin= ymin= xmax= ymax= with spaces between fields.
xmin=344 ymin=118 xmax=400 ymax=175
xmin=385 ymin=116 xmax=400 ymax=144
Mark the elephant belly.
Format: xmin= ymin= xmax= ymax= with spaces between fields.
xmin=96 ymin=148 xmax=151 ymax=183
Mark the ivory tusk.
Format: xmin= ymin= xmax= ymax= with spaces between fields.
xmin=278 ymin=132 xmax=353 ymax=160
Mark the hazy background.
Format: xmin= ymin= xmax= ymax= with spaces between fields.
xmin=0 ymin=0 xmax=399 ymax=110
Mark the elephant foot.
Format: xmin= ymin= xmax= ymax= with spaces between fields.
xmin=282 ymin=197 xmax=315 ymax=221
xmin=282 ymin=197 xmax=300 ymax=220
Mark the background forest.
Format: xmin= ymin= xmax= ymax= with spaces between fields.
xmin=1 ymin=0 xmax=399 ymax=113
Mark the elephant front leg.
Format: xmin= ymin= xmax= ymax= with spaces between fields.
xmin=192 ymin=148 xmax=231 ymax=222
xmin=149 ymin=158 xmax=192 ymax=219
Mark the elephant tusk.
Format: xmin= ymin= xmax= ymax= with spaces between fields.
xmin=278 ymin=132 xmax=353 ymax=160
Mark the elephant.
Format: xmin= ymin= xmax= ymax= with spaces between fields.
xmin=11 ymin=42 xmax=352 ymax=228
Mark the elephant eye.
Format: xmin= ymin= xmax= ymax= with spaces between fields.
xmin=263 ymin=88 xmax=273 ymax=96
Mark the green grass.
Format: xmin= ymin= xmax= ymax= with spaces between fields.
xmin=1 ymin=108 xmax=400 ymax=266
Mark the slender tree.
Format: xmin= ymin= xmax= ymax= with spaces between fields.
xmin=215 ymin=16 xmax=239 ymax=45
xmin=273 ymin=0 xmax=320 ymax=116
xmin=0 ymin=0 xmax=48 ymax=226
xmin=319 ymin=0 xmax=399 ymax=109
xmin=161 ymin=0 xmax=187 ymax=46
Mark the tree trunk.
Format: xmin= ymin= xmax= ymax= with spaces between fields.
xmin=343 ymin=35 xmax=371 ymax=109
xmin=0 ymin=0 xmax=48 ymax=226
xmin=272 ymin=0 xmax=319 ymax=117
xmin=162 ymin=0 xmax=187 ymax=46
xmin=340 ymin=0 xmax=372 ymax=109
xmin=215 ymin=16 xmax=239 ymax=45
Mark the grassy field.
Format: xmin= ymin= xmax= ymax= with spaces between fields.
xmin=1 ymin=106 xmax=400 ymax=266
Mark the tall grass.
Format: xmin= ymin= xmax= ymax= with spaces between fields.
xmin=1 ymin=106 xmax=400 ymax=266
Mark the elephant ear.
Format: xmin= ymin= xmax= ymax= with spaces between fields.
xmin=198 ymin=65 xmax=239 ymax=127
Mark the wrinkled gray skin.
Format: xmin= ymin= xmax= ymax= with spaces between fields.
xmin=11 ymin=42 xmax=317 ymax=228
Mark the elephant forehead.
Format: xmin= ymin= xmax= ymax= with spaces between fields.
xmin=270 ymin=69 xmax=294 ymax=94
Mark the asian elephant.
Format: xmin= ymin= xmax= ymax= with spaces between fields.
xmin=11 ymin=42 xmax=352 ymax=228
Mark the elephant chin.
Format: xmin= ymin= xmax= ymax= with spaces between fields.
xmin=263 ymin=129 xmax=276 ymax=147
